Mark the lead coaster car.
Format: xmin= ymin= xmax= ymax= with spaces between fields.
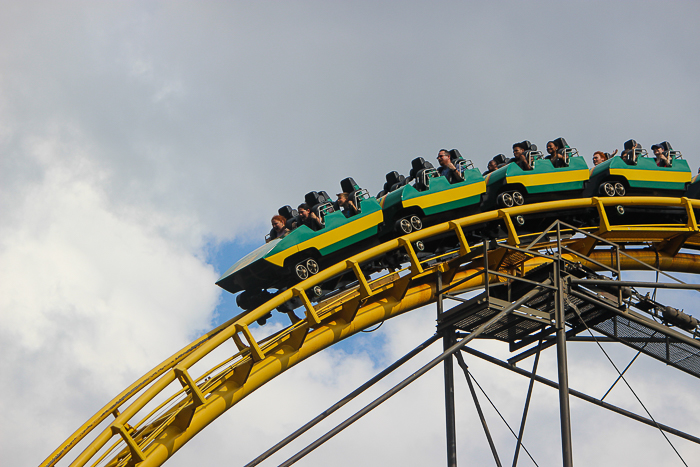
xmin=217 ymin=193 xmax=383 ymax=310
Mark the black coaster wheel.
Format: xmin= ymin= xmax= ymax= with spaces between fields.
xmin=396 ymin=218 xmax=412 ymax=234
xmin=306 ymin=258 xmax=320 ymax=275
xmin=614 ymin=182 xmax=626 ymax=196
xmin=295 ymin=263 xmax=309 ymax=280
xmin=512 ymin=191 xmax=525 ymax=206
xmin=498 ymin=192 xmax=514 ymax=208
xmin=599 ymin=182 xmax=616 ymax=197
xmin=410 ymin=215 xmax=423 ymax=231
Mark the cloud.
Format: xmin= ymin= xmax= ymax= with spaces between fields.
xmin=0 ymin=134 xmax=220 ymax=465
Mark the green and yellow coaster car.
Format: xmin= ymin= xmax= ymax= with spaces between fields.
xmin=482 ymin=153 xmax=590 ymax=210
xmin=216 ymin=197 xmax=383 ymax=300
xmin=378 ymin=162 xmax=486 ymax=238
xmin=584 ymin=152 xmax=691 ymax=197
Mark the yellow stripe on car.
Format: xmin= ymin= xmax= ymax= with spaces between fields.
xmin=507 ymin=169 xmax=589 ymax=186
xmin=403 ymin=181 xmax=486 ymax=209
xmin=610 ymin=168 xmax=691 ymax=184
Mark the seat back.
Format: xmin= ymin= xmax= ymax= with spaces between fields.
xmin=448 ymin=149 xmax=462 ymax=161
xmin=655 ymin=141 xmax=677 ymax=167
xmin=340 ymin=177 xmax=360 ymax=194
xmin=278 ymin=205 xmax=297 ymax=220
xmin=383 ymin=171 xmax=408 ymax=194
xmin=409 ymin=157 xmax=437 ymax=191
xmin=278 ymin=205 xmax=299 ymax=230
xmin=409 ymin=157 xmax=434 ymax=178
xmin=551 ymin=137 xmax=573 ymax=167
xmin=304 ymin=191 xmax=334 ymax=222
xmin=516 ymin=141 xmax=539 ymax=170
xmin=621 ymin=139 xmax=646 ymax=165
xmin=493 ymin=153 xmax=508 ymax=168
xmin=338 ymin=177 xmax=367 ymax=214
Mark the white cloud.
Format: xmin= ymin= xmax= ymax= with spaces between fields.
xmin=0 ymin=136 xmax=220 ymax=465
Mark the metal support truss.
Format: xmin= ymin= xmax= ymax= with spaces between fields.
xmin=434 ymin=220 xmax=700 ymax=467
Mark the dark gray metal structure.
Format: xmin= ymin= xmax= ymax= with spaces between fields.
xmin=436 ymin=221 xmax=700 ymax=466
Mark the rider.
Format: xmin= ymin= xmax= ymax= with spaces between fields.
xmin=336 ymin=192 xmax=358 ymax=218
xmin=652 ymin=143 xmax=672 ymax=167
xmin=436 ymin=149 xmax=464 ymax=184
xmin=267 ymin=215 xmax=290 ymax=242
xmin=297 ymin=203 xmax=324 ymax=231
xmin=511 ymin=142 xmax=533 ymax=171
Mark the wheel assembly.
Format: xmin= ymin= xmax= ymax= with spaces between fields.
xmin=396 ymin=218 xmax=412 ymax=234
xmin=410 ymin=215 xmax=423 ymax=231
xmin=512 ymin=191 xmax=524 ymax=206
xmin=614 ymin=182 xmax=626 ymax=196
xmin=599 ymin=182 xmax=616 ymax=197
xmin=306 ymin=258 xmax=320 ymax=275
xmin=295 ymin=263 xmax=309 ymax=280
xmin=498 ymin=192 xmax=515 ymax=208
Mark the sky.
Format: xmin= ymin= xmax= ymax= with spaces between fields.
xmin=1 ymin=1 xmax=700 ymax=466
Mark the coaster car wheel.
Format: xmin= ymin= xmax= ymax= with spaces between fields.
xmin=396 ymin=218 xmax=413 ymax=234
xmin=498 ymin=192 xmax=515 ymax=208
xmin=295 ymin=263 xmax=309 ymax=280
xmin=512 ymin=191 xmax=525 ymax=206
xmin=614 ymin=182 xmax=626 ymax=196
xmin=599 ymin=182 xmax=616 ymax=197
xmin=410 ymin=215 xmax=423 ymax=231
xmin=306 ymin=258 xmax=320 ymax=275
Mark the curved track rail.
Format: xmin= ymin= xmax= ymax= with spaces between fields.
xmin=41 ymin=197 xmax=700 ymax=467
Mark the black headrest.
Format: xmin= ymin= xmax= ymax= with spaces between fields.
xmin=278 ymin=205 xmax=297 ymax=219
xmin=385 ymin=171 xmax=403 ymax=186
xmin=513 ymin=140 xmax=535 ymax=151
xmin=493 ymin=154 xmax=507 ymax=165
xmin=652 ymin=141 xmax=673 ymax=152
xmin=340 ymin=177 xmax=360 ymax=194
xmin=410 ymin=157 xmax=434 ymax=178
xmin=319 ymin=191 xmax=332 ymax=203
xmin=304 ymin=191 xmax=322 ymax=206
xmin=448 ymin=149 xmax=462 ymax=161
xmin=411 ymin=157 xmax=429 ymax=171
xmin=552 ymin=137 xmax=568 ymax=149
xmin=623 ymin=139 xmax=638 ymax=151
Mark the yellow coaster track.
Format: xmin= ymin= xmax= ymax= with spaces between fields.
xmin=41 ymin=197 xmax=700 ymax=467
